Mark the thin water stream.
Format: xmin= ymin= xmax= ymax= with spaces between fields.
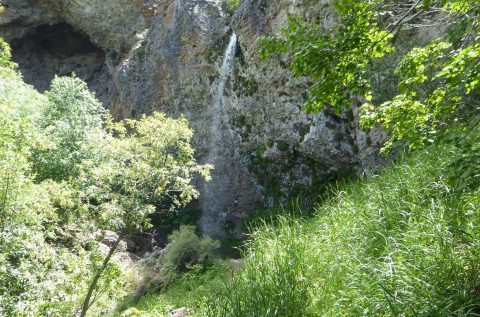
xmin=199 ymin=33 xmax=238 ymax=237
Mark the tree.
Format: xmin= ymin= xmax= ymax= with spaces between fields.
xmin=259 ymin=0 xmax=394 ymax=114
xmin=260 ymin=0 xmax=479 ymax=119
xmin=31 ymin=76 xmax=106 ymax=182
xmin=0 ymin=40 xmax=212 ymax=315
xmin=78 ymin=113 xmax=212 ymax=316
xmin=260 ymin=0 xmax=480 ymax=188
xmin=0 ymin=49 xmax=97 ymax=317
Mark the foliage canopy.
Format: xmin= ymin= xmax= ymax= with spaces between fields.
xmin=260 ymin=0 xmax=480 ymax=189
xmin=0 ymin=40 xmax=211 ymax=316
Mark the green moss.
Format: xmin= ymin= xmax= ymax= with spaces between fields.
xmin=276 ymin=140 xmax=289 ymax=151
xmin=232 ymin=74 xmax=259 ymax=97
xmin=297 ymin=124 xmax=311 ymax=142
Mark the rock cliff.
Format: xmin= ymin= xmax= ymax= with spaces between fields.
xmin=0 ymin=0 xmax=386 ymax=238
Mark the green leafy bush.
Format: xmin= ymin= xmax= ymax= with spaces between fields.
xmin=142 ymin=226 xmax=220 ymax=289
xmin=163 ymin=226 xmax=220 ymax=272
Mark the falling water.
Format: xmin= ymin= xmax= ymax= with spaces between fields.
xmin=199 ymin=32 xmax=238 ymax=237
xmin=209 ymin=32 xmax=238 ymax=138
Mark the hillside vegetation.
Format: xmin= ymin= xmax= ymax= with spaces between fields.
xmin=1 ymin=0 xmax=480 ymax=316
xmin=0 ymin=39 xmax=210 ymax=316
xmin=123 ymin=0 xmax=480 ymax=316
xmin=121 ymin=141 xmax=480 ymax=316
xmin=206 ymin=144 xmax=480 ymax=316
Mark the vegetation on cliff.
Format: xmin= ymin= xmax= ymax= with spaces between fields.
xmin=203 ymin=0 xmax=480 ymax=315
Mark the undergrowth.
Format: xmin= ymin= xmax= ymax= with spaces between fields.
xmin=205 ymin=144 xmax=480 ymax=316
xmin=121 ymin=141 xmax=480 ymax=316
xmin=116 ymin=260 xmax=230 ymax=317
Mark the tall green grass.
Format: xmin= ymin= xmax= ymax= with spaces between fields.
xmin=206 ymin=145 xmax=480 ymax=316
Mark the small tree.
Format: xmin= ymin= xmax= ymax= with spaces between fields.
xmin=32 ymin=75 xmax=106 ymax=181
xmin=78 ymin=113 xmax=212 ymax=316
xmin=21 ymin=74 xmax=212 ymax=316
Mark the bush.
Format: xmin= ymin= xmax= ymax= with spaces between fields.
xmin=142 ymin=226 xmax=220 ymax=288
xmin=164 ymin=226 xmax=220 ymax=272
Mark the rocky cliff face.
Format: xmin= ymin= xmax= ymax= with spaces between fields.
xmin=0 ymin=0 xmax=386 ymax=238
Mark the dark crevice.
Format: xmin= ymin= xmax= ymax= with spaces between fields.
xmin=10 ymin=23 xmax=111 ymax=105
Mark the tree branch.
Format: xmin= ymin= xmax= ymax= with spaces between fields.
xmin=79 ymin=234 xmax=121 ymax=317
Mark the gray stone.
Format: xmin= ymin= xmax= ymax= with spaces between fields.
xmin=101 ymin=230 xmax=119 ymax=247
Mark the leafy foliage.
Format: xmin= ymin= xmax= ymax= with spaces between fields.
xmin=0 ymin=67 xmax=102 ymax=317
xmin=0 ymin=38 xmax=16 ymax=71
xmin=32 ymin=76 xmax=106 ymax=181
xmin=142 ymin=225 xmax=220 ymax=288
xmin=361 ymin=0 xmax=480 ymax=190
xmin=0 ymin=40 xmax=211 ymax=316
xmin=259 ymin=0 xmax=394 ymax=113
xmin=77 ymin=113 xmax=212 ymax=235
xmin=162 ymin=226 xmax=220 ymax=272
xmin=260 ymin=0 xmax=480 ymax=191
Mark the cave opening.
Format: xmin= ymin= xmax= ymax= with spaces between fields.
xmin=10 ymin=22 xmax=110 ymax=105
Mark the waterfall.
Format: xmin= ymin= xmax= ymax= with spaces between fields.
xmin=199 ymin=32 xmax=238 ymax=237
xmin=209 ymin=32 xmax=237 ymax=138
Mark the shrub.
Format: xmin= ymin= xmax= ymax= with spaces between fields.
xmin=164 ymin=226 xmax=220 ymax=272
xmin=142 ymin=226 xmax=220 ymax=288
xmin=225 ymin=0 xmax=240 ymax=14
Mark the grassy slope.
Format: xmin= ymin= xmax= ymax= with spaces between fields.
xmin=122 ymin=144 xmax=480 ymax=316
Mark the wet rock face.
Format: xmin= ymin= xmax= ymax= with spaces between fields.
xmin=0 ymin=0 xmax=388 ymax=238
